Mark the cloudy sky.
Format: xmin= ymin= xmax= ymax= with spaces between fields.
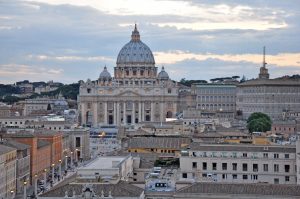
xmin=0 ymin=0 xmax=300 ymax=84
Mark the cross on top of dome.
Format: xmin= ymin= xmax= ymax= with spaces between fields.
xmin=131 ymin=23 xmax=140 ymax=42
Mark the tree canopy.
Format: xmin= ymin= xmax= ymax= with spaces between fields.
xmin=179 ymin=78 xmax=207 ymax=87
xmin=247 ymin=112 xmax=272 ymax=133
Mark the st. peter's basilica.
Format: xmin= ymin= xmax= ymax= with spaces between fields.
xmin=78 ymin=24 xmax=179 ymax=126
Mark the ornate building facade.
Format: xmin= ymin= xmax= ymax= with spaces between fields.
xmin=78 ymin=25 xmax=179 ymax=126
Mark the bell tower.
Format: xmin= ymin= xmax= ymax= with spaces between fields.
xmin=258 ymin=46 xmax=270 ymax=79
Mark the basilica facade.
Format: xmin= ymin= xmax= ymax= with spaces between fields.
xmin=78 ymin=25 xmax=179 ymax=126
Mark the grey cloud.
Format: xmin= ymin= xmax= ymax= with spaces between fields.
xmin=0 ymin=1 xmax=299 ymax=84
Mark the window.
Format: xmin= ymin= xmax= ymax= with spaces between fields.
xmin=202 ymin=162 xmax=207 ymax=170
xmin=222 ymin=163 xmax=227 ymax=170
xmin=285 ymin=154 xmax=290 ymax=159
xmin=133 ymin=70 xmax=137 ymax=76
xmin=274 ymin=164 xmax=279 ymax=172
xmin=274 ymin=153 xmax=279 ymax=159
xmin=87 ymin=88 xmax=91 ymax=93
xmin=182 ymin=173 xmax=187 ymax=178
xmin=251 ymin=175 xmax=258 ymax=180
xmin=222 ymin=152 xmax=227 ymax=158
xmin=232 ymin=174 xmax=237 ymax=179
xmin=243 ymin=175 xmax=248 ymax=180
xmin=232 ymin=163 xmax=237 ymax=171
xmin=263 ymin=164 xmax=268 ymax=172
xmin=243 ymin=153 xmax=247 ymax=158
xmin=168 ymin=88 xmax=171 ymax=93
xmin=242 ymin=163 xmax=248 ymax=171
xmin=285 ymin=165 xmax=290 ymax=173
xmin=232 ymin=152 xmax=237 ymax=158
xmin=274 ymin=178 xmax=279 ymax=184
xmin=263 ymin=153 xmax=268 ymax=158
xmin=222 ymin=174 xmax=227 ymax=179
xmin=285 ymin=176 xmax=290 ymax=182
xmin=253 ymin=164 xmax=258 ymax=172
xmin=192 ymin=162 xmax=197 ymax=169
xmin=75 ymin=137 xmax=81 ymax=147
xmin=212 ymin=163 xmax=217 ymax=170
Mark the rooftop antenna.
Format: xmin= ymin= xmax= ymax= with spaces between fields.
xmin=263 ymin=46 xmax=267 ymax=68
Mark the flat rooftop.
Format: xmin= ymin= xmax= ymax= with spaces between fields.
xmin=81 ymin=156 xmax=128 ymax=170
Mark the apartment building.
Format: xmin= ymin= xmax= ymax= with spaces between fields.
xmin=5 ymin=133 xmax=51 ymax=182
xmin=2 ymin=140 xmax=30 ymax=193
xmin=180 ymin=143 xmax=296 ymax=184
xmin=0 ymin=144 xmax=17 ymax=198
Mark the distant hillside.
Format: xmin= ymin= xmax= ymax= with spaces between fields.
xmin=0 ymin=82 xmax=80 ymax=104
xmin=44 ymin=83 xmax=80 ymax=100
xmin=0 ymin=84 xmax=20 ymax=96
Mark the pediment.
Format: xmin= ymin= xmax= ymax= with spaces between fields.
xmin=117 ymin=90 xmax=141 ymax=97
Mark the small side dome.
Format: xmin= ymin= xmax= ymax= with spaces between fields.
xmin=99 ymin=66 xmax=111 ymax=80
xmin=158 ymin=66 xmax=169 ymax=80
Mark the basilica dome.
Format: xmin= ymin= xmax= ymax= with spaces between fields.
xmin=99 ymin=66 xmax=111 ymax=80
xmin=116 ymin=24 xmax=155 ymax=66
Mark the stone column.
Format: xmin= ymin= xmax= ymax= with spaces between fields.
xmin=113 ymin=102 xmax=117 ymax=125
xmin=123 ymin=102 xmax=126 ymax=124
xmin=104 ymin=102 xmax=108 ymax=124
xmin=151 ymin=102 xmax=155 ymax=122
xmin=160 ymin=102 xmax=164 ymax=122
xmin=116 ymin=102 xmax=120 ymax=126
xmin=132 ymin=102 xmax=135 ymax=124
xmin=81 ymin=103 xmax=86 ymax=125
xmin=141 ymin=102 xmax=144 ymax=122
xmin=138 ymin=102 xmax=142 ymax=123
xmin=93 ymin=103 xmax=98 ymax=126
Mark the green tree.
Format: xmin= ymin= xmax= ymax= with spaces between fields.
xmin=247 ymin=112 xmax=272 ymax=133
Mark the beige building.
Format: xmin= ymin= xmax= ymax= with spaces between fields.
xmin=23 ymin=96 xmax=68 ymax=116
xmin=0 ymin=104 xmax=11 ymax=118
xmin=180 ymin=143 xmax=296 ymax=185
xmin=0 ymin=144 xmax=17 ymax=198
xmin=78 ymin=24 xmax=179 ymax=127
xmin=2 ymin=140 xmax=30 ymax=194
xmin=192 ymin=83 xmax=236 ymax=112
xmin=236 ymin=52 xmax=300 ymax=120
xmin=63 ymin=128 xmax=90 ymax=161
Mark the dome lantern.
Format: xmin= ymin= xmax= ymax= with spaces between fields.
xmin=131 ymin=23 xmax=140 ymax=42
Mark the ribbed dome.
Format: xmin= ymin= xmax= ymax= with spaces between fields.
xmin=116 ymin=24 xmax=155 ymax=65
xmin=158 ymin=66 xmax=169 ymax=80
xmin=99 ymin=66 xmax=111 ymax=80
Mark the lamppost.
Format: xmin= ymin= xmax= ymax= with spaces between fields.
xmin=58 ymin=160 xmax=62 ymax=181
xmin=10 ymin=190 xmax=14 ymax=199
xmin=34 ymin=174 xmax=38 ymax=197
xmin=23 ymin=181 xmax=27 ymax=199
xmin=44 ymin=169 xmax=47 ymax=188
xmin=51 ymin=163 xmax=55 ymax=182
xmin=65 ymin=155 xmax=68 ymax=171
